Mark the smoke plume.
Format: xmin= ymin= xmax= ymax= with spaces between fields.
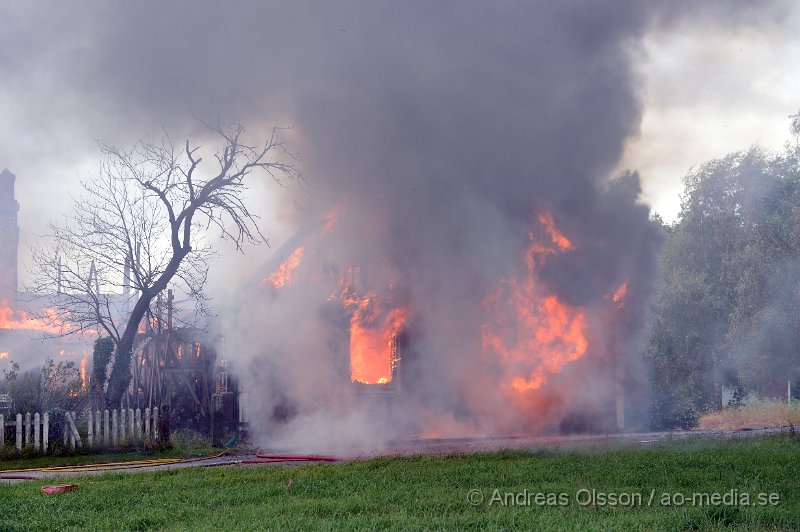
xmin=1 ymin=1 xmax=790 ymax=449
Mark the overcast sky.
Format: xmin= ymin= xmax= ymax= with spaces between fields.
xmin=619 ymin=10 xmax=800 ymax=219
xmin=1 ymin=2 xmax=798 ymax=292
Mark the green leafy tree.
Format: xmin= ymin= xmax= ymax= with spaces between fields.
xmin=648 ymin=112 xmax=800 ymax=428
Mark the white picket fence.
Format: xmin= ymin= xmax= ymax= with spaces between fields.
xmin=1 ymin=407 xmax=162 ymax=453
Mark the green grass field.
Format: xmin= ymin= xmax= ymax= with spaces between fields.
xmin=2 ymin=434 xmax=799 ymax=530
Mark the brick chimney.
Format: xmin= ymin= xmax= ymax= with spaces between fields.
xmin=0 ymin=169 xmax=19 ymax=306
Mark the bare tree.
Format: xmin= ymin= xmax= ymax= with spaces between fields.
xmin=28 ymin=121 xmax=300 ymax=406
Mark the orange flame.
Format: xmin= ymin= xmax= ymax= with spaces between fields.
xmin=611 ymin=282 xmax=627 ymax=308
xmin=322 ymin=203 xmax=346 ymax=235
xmin=538 ymin=212 xmax=574 ymax=251
xmin=80 ymin=355 xmax=88 ymax=392
xmin=348 ymin=295 xmax=407 ymax=384
xmin=0 ymin=351 xmax=8 ymax=359
xmin=337 ymin=272 xmax=407 ymax=385
xmin=0 ymin=303 xmax=70 ymax=334
xmin=137 ymin=316 xmax=161 ymax=334
xmin=265 ymin=246 xmax=305 ymax=289
xmin=483 ymin=211 xmax=587 ymax=393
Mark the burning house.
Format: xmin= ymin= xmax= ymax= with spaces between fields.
xmin=236 ymin=183 xmax=661 ymax=450
xmin=204 ymin=5 xmax=671 ymax=452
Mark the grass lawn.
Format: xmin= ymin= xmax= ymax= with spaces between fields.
xmin=1 ymin=434 xmax=799 ymax=530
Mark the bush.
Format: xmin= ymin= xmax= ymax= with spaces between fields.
xmin=0 ymin=357 xmax=83 ymax=414
xmin=169 ymin=428 xmax=211 ymax=451
xmin=650 ymin=392 xmax=699 ymax=430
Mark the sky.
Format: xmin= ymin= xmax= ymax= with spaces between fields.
xmin=0 ymin=1 xmax=798 ymax=292
xmin=619 ymin=10 xmax=800 ymax=220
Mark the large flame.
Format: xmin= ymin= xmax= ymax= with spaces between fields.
xmin=348 ymin=294 xmax=406 ymax=384
xmin=0 ymin=302 xmax=70 ymax=334
xmin=482 ymin=212 xmax=588 ymax=393
xmin=259 ymin=207 xmax=591 ymax=407
xmin=336 ymin=271 xmax=407 ymax=385
xmin=265 ymin=246 xmax=305 ymax=289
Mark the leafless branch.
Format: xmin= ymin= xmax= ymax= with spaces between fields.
xmin=25 ymin=120 xmax=300 ymax=405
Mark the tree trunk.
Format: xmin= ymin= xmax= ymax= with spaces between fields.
xmin=106 ymin=253 xmax=187 ymax=407
xmin=106 ymin=295 xmax=152 ymax=407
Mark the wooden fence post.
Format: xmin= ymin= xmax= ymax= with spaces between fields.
xmin=153 ymin=407 xmax=159 ymax=442
xmin=43 ymin=413 xmax=49 ymax=452
xmin=135 ymin=408 xmax=141 ymax=441
xmin=104 ymin=410 xmax=110 ymax=447
xmin=128 ymin=408 xmax=135 ymax=441
xmin=144 ymin=408 xmax=151 ymax=439
xmin=95 ymin=409 xmax=101 ymax=446
xmin=16 ymin=413 xmax=22 ymax=451
xmin=87 ymin=409 xmax=94 ymax=447
xmin=24 ymin=412 xmax=31 ymax=447
xmin=65 ymin=411 xmax=82 ymax=448
xmin=0 ymin=414 xmax=4 ymax=448
xmin=112 ymin=409 xmax=118 ymax=446
xmin=34 ymin=412 xmax=40 ymax=451
xmin=120 ymin=408 xmax=126 ymax=441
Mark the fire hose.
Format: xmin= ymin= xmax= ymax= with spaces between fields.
xmin=0 ymin=450 xmax=342 ymax=479
xmin=0 ymin=450 xmax=228 ymax=476
xmin=255 ymin=451 xmax=340 ymax=461
xmin=238 ymin=451 xmax=342 ymax=464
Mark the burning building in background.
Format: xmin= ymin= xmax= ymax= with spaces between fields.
xmin=0 ymin=168 xmax=97 ymax=408
xmin=125 ymin=292 xmax=239 ymax=441
xmin=0 ymin=166 xmax=235 ymax=438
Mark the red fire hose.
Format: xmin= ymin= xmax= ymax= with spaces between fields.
xmin=239 ymin=459 xmax=300 ymax=464
xmin=252 ymin=451 xmax=341 ymax=462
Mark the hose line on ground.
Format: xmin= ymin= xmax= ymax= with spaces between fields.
xmin=0 ymin=450 xmax=228 ymax=475
xmin=254 ymin=451 xmax=341 ymax=462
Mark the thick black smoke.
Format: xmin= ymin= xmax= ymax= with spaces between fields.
xmin=0 ymin=0 xmax=789 ymax=447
